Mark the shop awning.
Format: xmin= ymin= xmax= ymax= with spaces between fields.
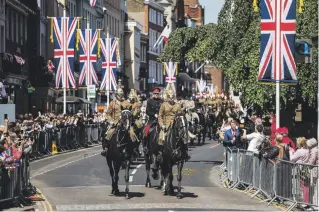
xmin=178 ymin=73 xmax=196 ymax=82
xmin=55 ymin=96 xmax=92 ymax=104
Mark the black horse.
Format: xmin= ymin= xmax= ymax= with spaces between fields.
xmin=161 ymin=115 xmax=188 ymax=198
xmin=143 ymin=120 xmax=163 ymax=188
xmin=106 ymin=109 xmax=135 ymax=199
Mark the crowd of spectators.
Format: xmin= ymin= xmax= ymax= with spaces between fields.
xmin=221 ymin=113 xmax=318 ymax=208
xmin=0 ymin=111 xmax=108 ymax=169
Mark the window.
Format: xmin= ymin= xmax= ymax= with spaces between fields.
xmin=117 ymin=20 xmax=119 ymax=37
xmin=11 ymin=10 xmax=14 ymax=41
xmin=20 ymin=14 xmax=23 ymax=45
xmin=41 ymin=33 xmax=46 ymax=57
xmin=24 ymin=18 xmax=27 ymax=41
xmin=5 ymin=7 xmax=9 ymax=39
xmin=157 ymin=12 xmax=160 ymax=25
xmin=0 ymin=25 xmax=4 ymax=52
xmin=153 ymin=10 xmax=156 ymax=24
xmin=149 ymin=9 xmax=152 ymax=23
xmin=141 ymin=44 xmax=146 ymax=62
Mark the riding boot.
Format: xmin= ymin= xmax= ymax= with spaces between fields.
xmin=101 ymin=141 xmax=109 ymax=157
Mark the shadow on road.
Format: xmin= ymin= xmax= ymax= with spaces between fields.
xmin=181 ymin=191 xmax=199 ymax=198
xmin=111 ymin=192 xmax=145 ymax=199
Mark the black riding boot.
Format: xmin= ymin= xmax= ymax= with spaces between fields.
xmin=101 ymin=141 xmax=108 ymax=157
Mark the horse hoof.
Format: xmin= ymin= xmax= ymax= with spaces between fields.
xmin=177 ymin=193 xmax=183 ymax=199
xmin=125 ymin=194 xmax=129 ymax=199
xmin=145 ymin=182 xmax=151 ymax=188
xmin=114 ymin=188 xmax=120 ymax=196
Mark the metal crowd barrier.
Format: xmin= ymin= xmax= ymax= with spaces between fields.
xmin=0 ymin=157 xmax=34 ymax=208
xmin=0 ymin=123 xmax=105 ymax=208
xmin=220 ymin=148 xmax=319 ymax=211
xmin=30 ymin=123 xmax=104 ymax=159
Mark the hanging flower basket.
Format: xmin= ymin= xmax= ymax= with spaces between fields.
xmin=28 ymin=86 xmax=35 ymax=94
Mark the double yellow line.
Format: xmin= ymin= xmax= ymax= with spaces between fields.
xmin=37 ymin=188 xmax=53 ymax=212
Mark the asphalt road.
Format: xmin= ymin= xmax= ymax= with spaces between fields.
xmin=30 ymin=139 xmax=279 ymax=211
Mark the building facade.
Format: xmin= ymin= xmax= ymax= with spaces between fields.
xmin=0 ymin=0 xmax=37 ymax=114
xmin=184 ymin=0 xmax=204 ymax=26
xmin=124 ymin=20 xmax=142 ymax=91
xmin=127 ymin=0 xmax=165 ymax=93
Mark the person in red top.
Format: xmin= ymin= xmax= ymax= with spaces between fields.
xmin=282 ymin=127 xmax=296 ymax=151
xmin=271 ymin=128 xmax=282 ymax=146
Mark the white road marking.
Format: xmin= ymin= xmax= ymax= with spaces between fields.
xmin=209 ymin=143 xmax=220 ymax=149
xmin=128 ymin=163 xmax=142 ymax=182
xmin=31 ymin=153 xmax=100 ymax=178
xmin=131 ymin=169 xmax=137 ymax=175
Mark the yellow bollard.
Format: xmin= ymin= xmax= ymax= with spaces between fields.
xmin=52 ymin=141 xmax=58 ymax=155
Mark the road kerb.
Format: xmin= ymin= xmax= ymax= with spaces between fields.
xmin=37 ymin=188 xmax=53 ymax=212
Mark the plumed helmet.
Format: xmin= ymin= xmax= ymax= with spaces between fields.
xmin=116 ymin=87 xmax=124 ymax=97
xmin=166 ymin=84 xmax=175 ymax=100
xmin=128 ymin=89 xmax=137 ymax=100
xmin=116 ymin=79 xmax=124 ymax=98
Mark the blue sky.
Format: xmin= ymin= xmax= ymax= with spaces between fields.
xmin=199 ymin=0 xmax=225 ymax=24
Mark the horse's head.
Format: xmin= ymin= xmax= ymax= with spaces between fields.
xmin=173 ymin=115 xmax=188 ymax=141
xmin=119 ymin=109 xmax=132 ymax=131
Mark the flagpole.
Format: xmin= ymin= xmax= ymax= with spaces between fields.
xmin=106 ymin=27 xmax=110 ymax=110
xmin=275 ymin=0 xmax=280 ymax=129
xmin=63 ymin=0 xmax=67 ymax=114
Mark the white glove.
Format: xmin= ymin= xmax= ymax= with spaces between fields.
xmin=108 ymin=121 xmax=114 ymax=126
xmin=155 ymin=114 xmax=158 ymax=118
xmin=161 ymin=125 xmax=166 ymax=130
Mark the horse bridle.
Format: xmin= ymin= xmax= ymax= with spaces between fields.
xmin=116 ymin=110 xmax=132 ymax=146
xmin=175 ymin=116 xmax=187 ymax=140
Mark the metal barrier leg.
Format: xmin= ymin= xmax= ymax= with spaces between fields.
xmin=251 ymin=189 xmax=261 ymax=199
xmin=286 ymin=202 xmax=297 ymax=212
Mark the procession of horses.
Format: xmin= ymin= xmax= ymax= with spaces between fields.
xmin=101 ymin=84 xmax=249 ymax=199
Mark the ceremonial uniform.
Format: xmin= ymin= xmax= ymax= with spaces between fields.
xmin=105 ymin=98 xmax=130 ymax=140
xmin=146 ymin=98 xmax=163 ymax=123
xmin=143 ymin=88 xmax=163 ymax=138
xmin=158 ymin=101 xmax=182 ymax=145
xmin=122 ymin=89 xmax=141 ymax=142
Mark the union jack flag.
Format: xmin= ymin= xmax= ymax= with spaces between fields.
xmin=78 ymin=29 xmax=99 ymax=86
xmin=164 ymin=62 xmax=177 ymax=92
xmin=196 ymin=78 xmax=206 ymax=99
xmin=52 ymin=17 xmax=78 ymax=89
xmin=100 ymin=38 xmax=118 ymax=91
xmin=258 ymin=0 xmax=297 ymax=84
xmin=89 ymin=0 xmax=96 ymax=7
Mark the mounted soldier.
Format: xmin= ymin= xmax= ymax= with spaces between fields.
xmin=158 ymin=85 xmax=182 ymax=145
xmin=144 ymin=88 xmax=163 ymax=138
xmin=101 ymin=84 xmax=130 ymax=157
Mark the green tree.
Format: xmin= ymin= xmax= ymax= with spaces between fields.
xmin=158 ymin=27 xmax=197 ymax=62
xmin=186 ymin=23 xmax=217 ymax=62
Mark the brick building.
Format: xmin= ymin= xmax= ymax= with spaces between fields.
xmin=184 ymin=0 xmax=204 ymax=26
xmin=127 ymin=0 xmax=165 ymax=93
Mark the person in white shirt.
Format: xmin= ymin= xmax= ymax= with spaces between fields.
xmin=242 ymin=124 xmax=265 ymax=153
